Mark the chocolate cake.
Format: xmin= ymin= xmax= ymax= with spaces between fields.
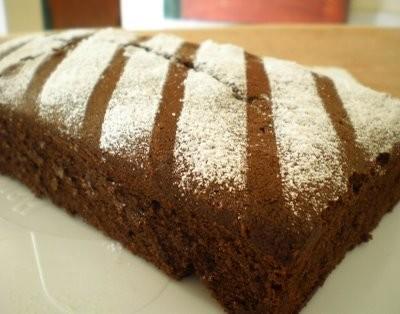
xmin=0 ymin=28 xmax=399 ymax=313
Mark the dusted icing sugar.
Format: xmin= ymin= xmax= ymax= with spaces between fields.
xmin=100 ymin=46 xmax=173 ymax=159
xmin=264 ymin=58 xmax=346 ymax=214
xmin=38 ymin=29 xmax=136 ymax=136
xmin=140 ymin=33 xmax=184 ymax=57
xmin=0 ymin=30 xmax=92 ymax=105
xmin=174 ymin=70 xmax=247 ymax=192
xmin=194 ymin=40 xmax=247 ymax=97
xmin=0 ymin=34 xmax=38 ymax=59
xmin=312 ymin=67 xmax=400 ymax=159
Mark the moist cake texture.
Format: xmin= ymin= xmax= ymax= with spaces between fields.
xmin=0 ymin=28 xmax=400 ymax=313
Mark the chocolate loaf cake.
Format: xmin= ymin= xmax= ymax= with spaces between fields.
xmin=0 ymin=28 xmax=399 ymax=313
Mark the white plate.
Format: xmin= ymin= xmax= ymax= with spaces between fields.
xmin=0 ymin=174 xmax=399 ymax=314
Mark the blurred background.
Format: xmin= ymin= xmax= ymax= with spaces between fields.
xmin=0 ymin=0 xmax=399 ymax=34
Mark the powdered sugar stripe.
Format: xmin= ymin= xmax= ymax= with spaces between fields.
xmin=0 ymin=30 xmax=93 ymax=106
xmin=312 ymin=67 xmax=400 ymax=159
xmin=39 ymin=29 xmax=136 ymax=136
xmin=0 ymin=34 xmax=39 ymax=59
xmin=100 ymin=46 xmax=175 ymax=160
xmin=194 ymin=40 xmax=247 ymax=97
xmin=140 ymin=33 xmax=184 ymax=57
xmin=174 ymin=70 xmax=247 ymax=192
xmin=263 ymin=58 xmax=345 ymax=215
xmin=51 ymin=29 xmax=95 ymax=43
xmin=142 ymin=36 xmax=248 ymax=98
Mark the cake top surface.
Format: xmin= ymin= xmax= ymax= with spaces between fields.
xmin=1 ymin=29 xmax=399 ymax=258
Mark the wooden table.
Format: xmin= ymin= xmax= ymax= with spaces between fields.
xmin=142 ymin=25 xmax=400 ymax=98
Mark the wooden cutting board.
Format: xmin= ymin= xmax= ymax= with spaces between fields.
xmin=142 ymin=25 xmax=400 ymax=98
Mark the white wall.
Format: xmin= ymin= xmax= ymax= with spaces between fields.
xmin=349 ymin=0 xmax=400 ymax=26
xmin=120 ymin=0 xmax=227 ymax=30
xmin=0 ymin=0 xmax=8 ymax=34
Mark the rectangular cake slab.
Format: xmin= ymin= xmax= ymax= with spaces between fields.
xmin=0 ymin=29 xmax=399 ymax=313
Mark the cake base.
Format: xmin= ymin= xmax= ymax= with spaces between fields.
xmin=1 ymin=107 xmax=400 ymax=313
xmin=0 ymin=109 xmax=194 ymax=279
